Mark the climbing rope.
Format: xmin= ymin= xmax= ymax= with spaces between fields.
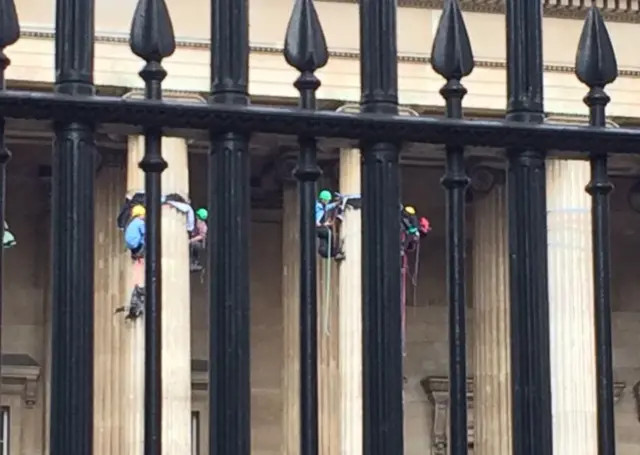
xmin=323 ymin=228 xmax=332 ymax=335
xmin=411 ymin=240 xmax=421 ymax=306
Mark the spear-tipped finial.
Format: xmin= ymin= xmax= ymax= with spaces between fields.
xmin=575 ymin=5 xmax=617 ymax=89
xmin=129 ymin=0 xmax=176 ymax=63
xmin=284 ymin=0 xmax=329 ymax=73
xmin=431 ymin=0 xmax=474 ymax=81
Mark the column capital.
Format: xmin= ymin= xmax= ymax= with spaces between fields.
xmin=276 ymin=149 xmax=298 ymax=187
xmin=96 ymin=149 xmax=126 ymax=173
xmin=469 ymin=165 xmax=504 ymax=200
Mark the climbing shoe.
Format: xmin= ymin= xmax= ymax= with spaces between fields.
xmin=190 ymin=261 xmax=204 ymax=273
xmin=334 ymin=251 xmax=346 ymax=262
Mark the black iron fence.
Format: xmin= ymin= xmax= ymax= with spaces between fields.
xmin=0 ymin=0 xmax=628 ymax=453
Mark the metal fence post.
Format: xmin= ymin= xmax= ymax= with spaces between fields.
xmin=359 ymin=0 xmax=403 ymax=452
xmin=50 ymin=0 xmax=96 ymax=453
xmin=505 ymin=0 xmax=553 ymax=454
xmin=209 ymin=0 xmax=252 ymax=453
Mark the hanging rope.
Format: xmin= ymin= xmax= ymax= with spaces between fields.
xmin=401 ymin=248 xmax=407 ymax=357
xmin=411 ymin=240 xmax=421 ymax=306
xmin=323 ymin=227 xmax=332 ymax=335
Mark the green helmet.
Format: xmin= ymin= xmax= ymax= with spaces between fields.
xmin=196 ymin=208 xmax=208 ymax=220
xmin=318 ymin=190 xmax=332 ymax=202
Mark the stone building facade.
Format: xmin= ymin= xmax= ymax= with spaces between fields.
xmin=1 ymin=0 xmax=640 ymax=455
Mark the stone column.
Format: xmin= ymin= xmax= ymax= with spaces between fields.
xmin=318 ymin=167 xmax=339 ymax=455
xmin=546 ymin=159 xmax=597 ymax=455
xmin=472 ymin=179 xmax=511 ymax=455
xmin=338 ymin=148 xmax=362 ymax=455
xmin=281 ymin=167 xmax=300 ymax=455
xmin=124 ymin=135 xmax=193 ymax=455
xmin=94 ymin=153 xmax=126 ymax=455
xmin=121 ymin=138 xmax=146 ymax=455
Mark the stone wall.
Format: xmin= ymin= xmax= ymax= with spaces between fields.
xmin=4 ymin=152 xmax=640 ymax=455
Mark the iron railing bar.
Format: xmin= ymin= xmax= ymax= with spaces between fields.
xmin=129 ymin=0 xmax=175 ymax=451
xmin=2 ymin=92 xmax=640 ymax=151
xmin=360 ymin=0 xmax=404 ymax=451
xmin=129 ymin=0 xmax=176 ymax=451
xmin=50 ymin=0 xmax=96 ymax=453
xmin=505 ymin=0 xmax=553 ymax=453
xmin=577 ymin=6 xmax=618 ymax=453
xmin=431 ymin=0 xmax=474 ymax=450
xmin=208 ymin=0 xmax=252 ymax=452
xmin=283 ymin=0 xmax=328 ymax=448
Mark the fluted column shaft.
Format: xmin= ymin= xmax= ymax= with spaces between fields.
xmin=318 ymin=172 xmax=339 ymax=455
xmin=94 ymin=162 xmax=126 ymax=455
xmin=472 ymin=183 xmax=511 ymax=455
xmin=123 ymin=140 xmax=146 ymax=455
xmin=126 ymin=136 xmax=191 ymax=455
xmin=546 ymin=159 xmax=597 ymax=455
xmin=338 ymin=148 xmax=362 ymax=455
xmin=282 ymin=183 xmax=300 ymax=455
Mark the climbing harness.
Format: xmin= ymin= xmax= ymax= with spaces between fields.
xmin=400 ymin=206 xmax=431 ymax=352
xmin=319 ymin=192 xmax=362 ymax=336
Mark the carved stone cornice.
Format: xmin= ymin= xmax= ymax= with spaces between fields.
xmin=19 ymin=29 xmax=640 ymax=78
xmin=321 ymin=0 xmax=640 ymax=24
xmin=422 ymin=376 xmax=626 ymax=455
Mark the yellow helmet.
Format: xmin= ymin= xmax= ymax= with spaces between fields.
xmin=404 ymin=205 xmax=416 ymax=215
xmin=131 ymin=205 xmax=146 ymax=218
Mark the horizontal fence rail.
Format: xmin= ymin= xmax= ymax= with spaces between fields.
xmin=1 ymin=92 xmax=640 ymax=151
xmin=0 ymin=0 xmax=628 ymax=452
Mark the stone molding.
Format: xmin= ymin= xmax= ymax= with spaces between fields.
xmin=17 ymin=29 xmax=640 ymax=79
xmin=322 ymin=0 xmax=640 ymax=23
xmin=2 ymin=354 xmax=42 ymax=408
xmin=422 ymin=376 xmax=626 ymax=455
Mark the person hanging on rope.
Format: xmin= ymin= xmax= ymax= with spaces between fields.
xmin=124 ymin=204 xmax=146 ymax=259
xmin=316 ymin=189 xmax=345 ymax=261
xmin=115 ymin=204 xmax=146 ymax=319
xmin=401 ymin=205 xmax=430 ymax=254
xmin=189 ymin=207 xmax=208 ymax=272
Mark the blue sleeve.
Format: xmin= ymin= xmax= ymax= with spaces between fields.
xmin=315 ymin=203 xmax=323 ymax=224
xmin=326 ymin=201 xmax=339 ymax=211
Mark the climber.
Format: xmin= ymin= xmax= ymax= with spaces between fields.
xmin=401 ymin=205 xmax=430 ymax=253
xmin=189 ymin=207 xmax=208 ymax=272
xmin=3 ymin=222 xmax=15 ymax=249
xmin=124 ymin=204 xmax=146 ymax=259
xmin=114 ymin=204 xmax=147 ymax=320
xmin=117 ymin=191 xmax=196 ymax=236
xmin=316 ymin=189 xmax=345 ymax=261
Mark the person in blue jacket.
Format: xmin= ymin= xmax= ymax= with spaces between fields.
xmin=315 ymin=190 xmax=344 ymax=261
xmin=124 ymin=204 xmax=146 ymax=259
